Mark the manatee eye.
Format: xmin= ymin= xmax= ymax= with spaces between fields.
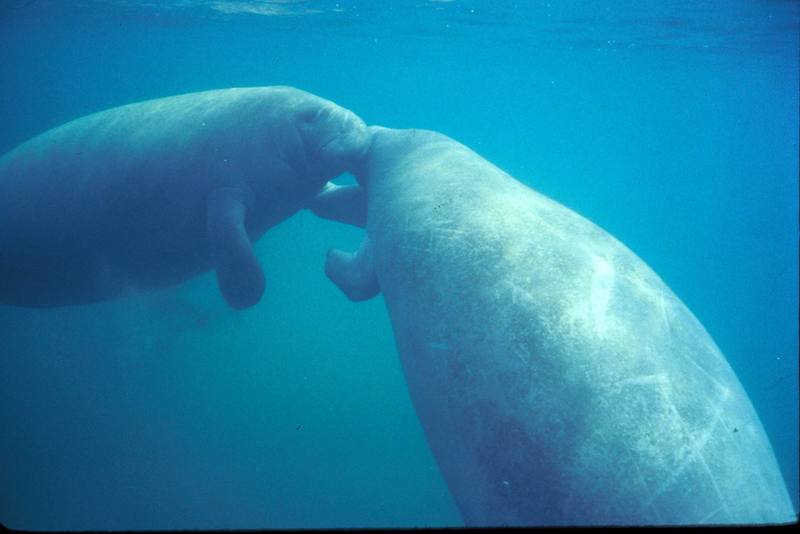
xmin=297 ymin=107 xmax=323 ymax=124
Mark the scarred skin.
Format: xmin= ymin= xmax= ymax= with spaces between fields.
xmin=0 ymin=86 xmax=370 ymax=309
xmin=317 ymin=126 xmax=796 ymax=526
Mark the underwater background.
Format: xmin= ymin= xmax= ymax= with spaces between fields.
xmin=0 ymin=0 xmax=797 ymax=529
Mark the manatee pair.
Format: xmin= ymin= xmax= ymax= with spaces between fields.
xmin=0 ymin=89 xmax=794 ymax=525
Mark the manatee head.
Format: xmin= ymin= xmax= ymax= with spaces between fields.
xmin=349 ymin=126 xmax=436 ymax=191
xmin=291 ymin=93 xmax=371 ymax=181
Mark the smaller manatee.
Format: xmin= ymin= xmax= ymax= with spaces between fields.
xmin=0 ymin=86 xmax=370 ymax=309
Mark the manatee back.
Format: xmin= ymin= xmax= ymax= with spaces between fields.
xmin=364 ymin=128 xmax=795 ymax=525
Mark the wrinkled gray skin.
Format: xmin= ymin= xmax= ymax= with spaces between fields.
xmin=0 ymin=87 xmax=370 ymax=309
xmin=313 ymin=127 xmax=796 ymax=526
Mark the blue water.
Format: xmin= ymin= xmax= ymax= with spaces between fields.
xmin=0 ymin=0 xmax=797 ymax=529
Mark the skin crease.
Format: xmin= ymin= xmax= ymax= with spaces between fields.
xmin=319 ymin=126 xmax=795 ymax=526
xmin=0 ymin=86 xmax=370 ymax=309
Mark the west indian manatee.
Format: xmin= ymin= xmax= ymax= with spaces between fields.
xmin=0 ymin=87 xmax=370 ymax=309
xmin=312 ymin=126 xmax=796 ymax=526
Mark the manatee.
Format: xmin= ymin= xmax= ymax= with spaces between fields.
xmin=0 ymin=86 xmax=369 ymax=309
xmin=312 ymin=126 xmax=796 ymax=526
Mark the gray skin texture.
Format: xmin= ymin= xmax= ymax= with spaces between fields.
xmin=0 ymin=86 xmax=370 ymax=309
xmin=320 ymin=127 xmax=796 ymax=526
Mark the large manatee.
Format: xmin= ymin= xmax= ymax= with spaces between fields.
xmin=313 ymin=126 xmax=796 ymax=526
xmin=0 ymin=86 xmax=369 ymax=309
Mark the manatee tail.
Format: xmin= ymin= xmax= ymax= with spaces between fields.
xmin=325 ymin=236 xmax=379 ymax=302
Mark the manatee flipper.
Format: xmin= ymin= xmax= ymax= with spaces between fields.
xmin=325 ymin=236 xmax=380 ymax=301
xmin=207 ymin=187 xmax=265 ymax=309
xmin=308 ymin=182 xmax=367 ymax=228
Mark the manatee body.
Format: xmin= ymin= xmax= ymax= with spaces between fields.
xmin=318 ymin=127 xmax=795 ymax=525
xmin=0 ymin=87 xmax=369 ymax=309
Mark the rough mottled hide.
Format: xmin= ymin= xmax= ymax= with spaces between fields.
xmin=0 ymin=87 xmax=369 ymax=309
xmin=318 ymin=126 xmax=795 ymax=526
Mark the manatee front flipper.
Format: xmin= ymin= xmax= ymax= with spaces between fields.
xmin=207 ymin=187 xmax=265 ymax=309
xmin=307 ymin=182 xmax=367 ymax=228
xmin=326 ymin=236 xmax=380 ymax=302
